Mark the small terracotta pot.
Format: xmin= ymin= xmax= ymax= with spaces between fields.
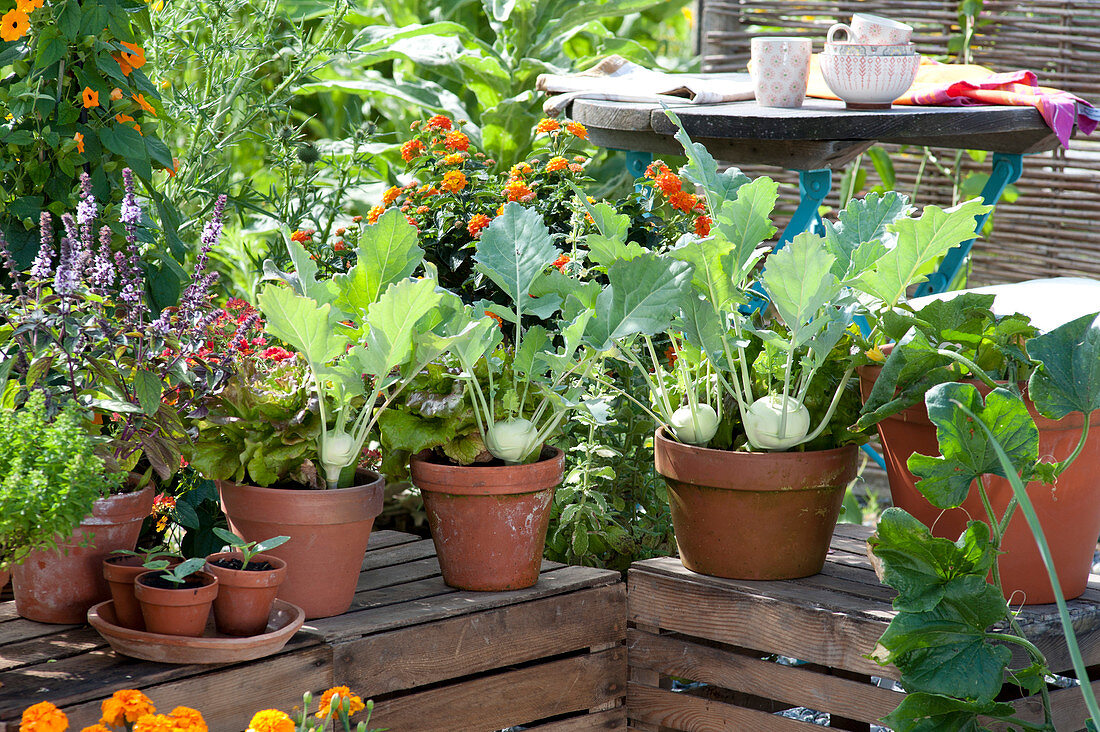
xmin=411 ymin=448 xmax=565 ymax=591
xmin=654 ymin=427 xmax=858 ymax=580
xmin=103 ymin=554 xmax=182 ymax=630
xmin=859 ymin=367 xmax=1100 ymax=604
xmin=13 ymin=485 xmax=154 ymax=624
xmin=204 ymin=552 xmax=287 ymax=636
xmin=217 ymin=472 xmax=385 ymax=620
xmin=134 ymin=570 xmax=218 ymax=637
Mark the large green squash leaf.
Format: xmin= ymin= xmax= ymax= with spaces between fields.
xmin=1027 ymin=311 xmax=1100 ymax=419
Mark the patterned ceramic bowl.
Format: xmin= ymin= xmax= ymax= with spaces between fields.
xmin=823 ymin=42 xmax=917 ymax=56
xmin=819 ymin=52 xmax=921 ymax=108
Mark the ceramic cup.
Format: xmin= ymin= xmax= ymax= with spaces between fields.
xmin=750 ymin=37 xmax=812 ymax=108
xmin=828 ymin=14 xmax=913 ymax=46
xmin=823 ymin=42 xmax=917 ymax=57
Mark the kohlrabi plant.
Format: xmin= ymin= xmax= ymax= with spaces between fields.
xmin=258 ymin=210 xmax=466 ymax=488
xmin=584 ymin=109 xmax=995 ymax=453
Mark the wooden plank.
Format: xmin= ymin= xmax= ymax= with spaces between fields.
xmin=0 ymin=627 xmax=106 ymax=671
xmin=50 ymin=645 xmax=333 ymax=732
xmin=0 ymin=618 xmax=78 ymax=646
xmin=316 ymin=565 xmax=619 ymax=642
xmin=351 ymin=575 xmax=457 ymax=611
xmin=359 ymin=538 xmax=438 ymax=571
xmin=368 ymin=647 xmax=626 ymax=732
xmin=364 ymin=529 xmax=421 ymax=552
xmin=628 ymin=683 xmax=818 ymax=731
xmin=628 ymin=630 xmax=901 ymax=724
xmin=333 ymin=584 xmax=626 ymax=695
xmin=525 ymin=707 xmax=626 ymax=730
xmin=354 ymin=555 xmax=442 ymax=592
xmin=628 ymin=567 xmax=891 ymax=678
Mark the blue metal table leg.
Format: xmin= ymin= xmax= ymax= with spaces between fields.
xmin=625 ymin=150 xmax=653 ymax=198
xmin=915 ymin=152 xmax=1024 ymax=297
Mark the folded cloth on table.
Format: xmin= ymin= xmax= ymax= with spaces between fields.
xmin=807 ymin=56 xmax=1097 ymax=146
xmin=537 ymin=55 xmax=754 ymax=117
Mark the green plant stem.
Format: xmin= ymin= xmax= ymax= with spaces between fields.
xmin=588 ymin=373 xmax=665 ymax=426
xmin=1055 ymin=418 xmax=1090 ymax=477
xmin=794 ymin=365 xmax=855 ymax=447
xmin=933 ymin=349 xmax=1001 ymax=389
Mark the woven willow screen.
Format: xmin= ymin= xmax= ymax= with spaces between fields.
xmin=698 ymin=0 xmax=1100 ymax=286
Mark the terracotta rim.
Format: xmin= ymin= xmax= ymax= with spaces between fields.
xmin=204 ymin=552 xmax=287 ymax=589
xmin=216 ymin=471 xmax=385 ymax=524
xmin=134 ymin=570 xmax=218 ymax=606
xmin=411 ymin=448 xmax=566 ymax=496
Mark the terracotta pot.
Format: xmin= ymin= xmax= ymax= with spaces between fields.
xmin=411 ymin=448 xmax=565 ymax=591
xmin=860 ymin=367 xmax=1100 ymax=604
xmin=135 ymin=570 xmax=219 ymax=637
xmin=12 ymin=485 xmax=154 ymax=624
xmin=103 ymin=554 xmax=182 ymax=631
xmin=654 ymin=427 xmax=858 ymax=580
xmin=204 ymin=552 xmax=287 ymax=636
xmin=0 ymin=569 xmax=9 ymax=591
xmin=217 ymin=472 xmax=384 ymax=620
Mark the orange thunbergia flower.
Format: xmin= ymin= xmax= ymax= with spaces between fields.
xmin=316 ymin=686 xmax=366 ymax=719
xmin=545 ymin=156 xmax=568 ymax=173
xmin=19 ymin=701 xmax=68 ymax=732
xmin=120 ymin=42 xmax=146 ymax=70
xmin=381 ymin=186 xmax=401 ymax=205
xmin=246 ymin=710 xmax=294 ymax=732
xmin=366 ymin=205 xmax=385 ymax=225
xmin=503 ymin=178 xmax=533 ymax=202
xmin=424 ymin=115 xmax=452 ymax=131
xmin=115 ymin=113 xmax=134 ymax=124
xmin=101 ymin=690 xmax=155 ymax=727
xmin=565 ymin=121 xmax=588 ymax=139
xmin=16 ymin=0 xmax=43 ymax=13
xmin=553 ymin=253 xmax=570 ymax=273
xmin=441 ymin=170 xmax=467 ymax=193
xmin=110 ymin=87 xmax=123 ymax=101
xmin=654 ymin=172 xmax=681 ymax=196
xmin=169 ymin=707 xmax=207 ymax=732
xmin=669 ymin=190 xmax=698 ymax=212
xmin=133 ymin=94 xmax=156 ymax=115
xmin=401 ymin=139 xmax=425 ymax=162
xmin=441 ymin=152 xmax=464 ymax=166
xmin=535 ymin=118 xmax=560 ymax=134
xmin=694 ymin=214 xmax=712 ymax=237
xmin=442 ymin=131 xmax=468 ymax=151
xmin=0 ymin=9 xmax=29 ymax=42
xmin=74 ymin=132 xmax=84 ymax=153
xmin=167 ymin=157 xmax=180 ymax=177
xmin=82 ymin=87 xmax=99 ymax=108
xmin=467 ymin=213 xmax=491 ymax=238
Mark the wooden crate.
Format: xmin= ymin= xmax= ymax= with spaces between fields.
xmin=626 ymin=523 xmax=1100 ymax=732
xmin=0 ymin=530 xmax=626 ymax=731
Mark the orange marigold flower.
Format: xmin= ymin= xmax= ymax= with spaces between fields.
xmin=535 ymin=118 xmax=560 ymax=135
xmin=133 ymin=714 xmax=177 ymax=732
xmin=644 ymin=161 xmax=672 ymax=179
xmin=316 ymin=686 xmax=366 ymax=719
xmin=169 ymin=707 xmax=207 ymax=732
xmin=133 ymin=94 xmax=156 ymax=116
xmin=290 ymin=229 xmax=313 ymax=243
xmin=424 ymin=115 xmax=452 ymax=131
xmin=20 ymin=701 xmax=67 ymax=732
xmin=1 ymin=9 xmax=29 ymax=42
xmin=101 ymin=690 xmax=155 ymax=727
xmin=441 ymin=170 xmax=467 ymax=193
xmin=503 ymin=179 xmax=534 ymax=203
xmin=441 ymin=152 xmax=464 ymax=166
xmin=545 ymin=156 xmax=568 ymax=173
xmin=655 ymin=172 xmax=682 ymax=196
xmin=367 ymin=205 xmax=385 ymax=225
xmin=82 ymin=87 xmax=99 ymax=109
xmin=552 ymin=254 xmax=570 ymax=273
xmin=74 ymin=132 xmax=84 ymax=154
xmin=467 ymin=213 xmax=491 ymax=238
xmin=564 ymin=121 xmax=588 ymax=139
xmin=246 ymin=710 xmax=294 ymax=732
xmin=16 ymin=0 xmax=43 ymax=12
xmin=382 ymin=186 xmax=401 ymax=205
xmin=694 ymin=215 xmax=712 ymax=237
xmin=669 ymin=190 xmax=698 ymax=213
xmin=80 ymin=726 xmax=112 ymax=732
xmin=442 ymin=131 xmax=469 ymax=151
xmin=120 ymin=42 xmax=146 ymax=70
xmin=401 ymin=139 xmax=426 ymax=162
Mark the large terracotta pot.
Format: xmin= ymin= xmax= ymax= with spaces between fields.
xmin=12 ymin=486 xmax=154 ymax=624
xmin=859 ymin=368 xmax=1100 ymax=604
xmin=217 ymin=473 xmax=384 ymax=620
xmin=654 ymin=427 xmax=858 ymax=580
xmin=134 ymin=570 xmax=219 ymax=637
xmin=410 ymin=448 xmax=565 ymax=591
xmin=204 ymin=551 xmax=287 ymax=636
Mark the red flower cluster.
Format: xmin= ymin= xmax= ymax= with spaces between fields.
xmin=644 ymin=159 xmax=709 ymax=232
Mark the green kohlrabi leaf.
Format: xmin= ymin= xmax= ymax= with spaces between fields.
xmin=674 ymin=293 xmax=729 ymax=366
xmin=334 ymin=209 xmax=423 ymax=318
xmin=761 ymin=231 xmax=840 ymax=346
xmin=474 ymin=203 xmax=560 ymax=316
xmin=670 ymin=235 xmax=740 ymax=311
xmin=823 ymin=191 xmax=910 ymax=280
xmin=711 ymin=176 xmax=779 ymax=280
xmin=879 ymin=692 xmax=1016 ymax=732
xmin=907 ymin=384 xmax=1038 ymax=509
xmin=1026 ymin=311 xmax=1100 ymax=419
xmin=583 ymin=253 xmax=694 ymax=351
xmin=665 ymin=108 xmax=750 ymax=212
xmin=359 ymin=277 xmax=444 ymax=378
xmin=257 ymin=284 xmax=349 ymax=370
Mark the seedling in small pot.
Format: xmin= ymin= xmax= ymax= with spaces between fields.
xmin=211 ymin=528 xmax=290 ymax=569
xmin=144 ymin=557 xmax=207 ymax=587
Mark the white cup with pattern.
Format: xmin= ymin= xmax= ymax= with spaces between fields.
xmin=750 ymin=37 xmax=812 ymax=108
xmin=828 ymin=14 xmax=913 ymax=45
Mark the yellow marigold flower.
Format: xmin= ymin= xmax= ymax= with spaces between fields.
xmin=81 ymin=87 xmax=99 ymax=109
xmin=535 ymin=118 xmax=560 ymax=135
xmin=545 ymin=156 xmax=568 ymax=173
xmin=867 ymin=345 xmax=886 ymax=363
xmin=316 ymin=686 xmax=366 ymax=719
xmin=169 ymin=707 xmax=206 ymax=732
xmin=381 ymin=186 xmax=401 ymax=206
xmin=367 ymin=205 xmax=385 ymax=225
xmin=564 ymin=121 xmax=588 ymax=139
xmin=101 ymin=690 xmax=155 ymax=727
xmin=16 ymin=0 xmax=43 ymax=13
xmin=20 ymin=701 xmax=68 ymax=732
xmin=441 ymin=152 xmax=464 ymax=166
xmin=1 ymin=9 xmax=29 ymax=42
xmin=247 ymin=710 xmax=294 ymax=732
xmin=441 ymin=170 xmax=467 ymax=193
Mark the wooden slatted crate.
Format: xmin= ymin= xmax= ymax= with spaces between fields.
xmin=0 ymin=529 xmax=626 ymax=731
xmin=626 ymin=523 xmax=1100 ymax=731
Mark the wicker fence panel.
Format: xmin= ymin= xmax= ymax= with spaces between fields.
xmin=698 ymin=0 xmax=1100 ymax=285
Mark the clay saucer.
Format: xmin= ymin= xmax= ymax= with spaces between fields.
xmin=88 ymin=599 xmax=305 ymax=664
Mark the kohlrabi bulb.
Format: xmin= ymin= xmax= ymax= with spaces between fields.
xmin=669 ymin=404 xmax=719 ymax=445
xmin=744 ymin=394 xmax=811 ymax=451
xmin=485 ymin=418 xmax=540 ymax=463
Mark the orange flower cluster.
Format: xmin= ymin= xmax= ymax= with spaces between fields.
xmin=246 ymin=710 xmax=293 ymax=732
xmin=545 ymin=156 xmax=568 ymax=173
xmin=101 ymin=690 xmax=156 ymax=727
xmin=441 ymin=170 xmax=467 ymax=193
xmin=401 ymin=139 xmax=426 ymax=162
xmin=382 ymin=186 xmax=401 ymax=205
xmin=316 ymin=686 xmax=366 ymax=719
xmin=290 ymin=229 xmax=314 ymax=243
xmin=443 ymin=131 xmax=469 ymax=151
xmin=535 ymin=118 xmax=587 ymax=140
xmin=19 ymin=701 xmax=67 ymax=732
xmin=467 ymin=213 xmax=491 ymax=238
xmin=553 ymin=254 xmax=570 ymax=273
xmin=367 ymin=205 xmax=385 ymax=225
xmin=644 ymin=159 xmax=708 ymax=230
xmin=503 ymin=178 xmax=534 ymax=203
xmin=424 ymin=115 xmax=452 ymax=131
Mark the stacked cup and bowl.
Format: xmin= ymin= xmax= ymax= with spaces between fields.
xmin=820 ymin=14 xmax=921 ymax=109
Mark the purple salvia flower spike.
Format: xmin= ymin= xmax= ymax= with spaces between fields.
xmin=30 ymin=212 xmax=55 ymax=281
